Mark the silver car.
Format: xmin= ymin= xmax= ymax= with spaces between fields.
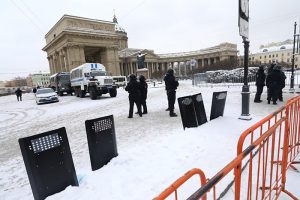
xmin=35 ymin=88 xmax=59 ymax=105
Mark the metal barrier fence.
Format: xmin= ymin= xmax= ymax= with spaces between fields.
xmin=154 ymin=95 xmax=300 ymax=200
xmin=193 ymin=71 xmax=300 ymax=87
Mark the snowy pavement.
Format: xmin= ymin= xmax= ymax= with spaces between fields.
xmin=0 ymin=81 xmax=299 ymax=199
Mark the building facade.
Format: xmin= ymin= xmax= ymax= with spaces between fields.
xmin=43 ymin=15 xmax=238 ymax=78
xmin=29 ymin=73 xmax=50 ymax=87
xmin=239 ymin=42 xmax=300 ymax=68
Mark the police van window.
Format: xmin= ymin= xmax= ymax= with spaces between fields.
xmin=84 ymin=73 xmax=90 ymax=77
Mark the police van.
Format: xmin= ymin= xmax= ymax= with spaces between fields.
xmin=70 ymin=63 xmax=117 ymax=99
xmin=49 ymin=72 xmax=73 ymax=96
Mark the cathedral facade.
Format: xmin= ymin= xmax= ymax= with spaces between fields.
xmin=43 ymin=15 xmax=237 ymax=77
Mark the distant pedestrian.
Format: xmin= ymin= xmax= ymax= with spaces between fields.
xmin=125 ymin=74 xmax=142 ymax=118
xmin=254 ymin=66 xmax=266 ymax=103
xmin=32 ymin=87 xmax=37 ymax=94
xmin=15 ymin=88 xmax=22 ymax=101
xmin=138 ymin=75 xmax=148 ymax=114
xmin=164 ymin=68 xmax=179 ymax=117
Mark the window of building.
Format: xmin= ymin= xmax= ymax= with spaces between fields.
xmin=288 ymin=53 xmax=290 ymax=56
xmin=295 ymin=57 xmax=298 ymax=61
xmin=265 ymin=56 xmax=267 ymax=58
xmin=287 ymin=58 xmax=290 ymax=62
xmin=276 ymin=54 xmax=278 ymax=57
xmin=260 ymin=56 xmax=262 ymax=59
xmin=272 ymin=54 xmax=274 ymax=58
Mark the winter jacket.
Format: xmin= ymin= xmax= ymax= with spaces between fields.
xmin=139 ymin=80 xmax=148 ymax=100
xmin=255 ymin=69 xmax=266 ymax=86
xmin=15 ymin=89 xmax=22 ymax=96
xmin=266 ymin=69 xmax=284 ymax=90
xmin=125 ymin=80 xmax=141 ymax=101
xmin=164 ymin=73 xmax=179 ymax=91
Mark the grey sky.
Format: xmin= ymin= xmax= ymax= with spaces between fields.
xmin=1 ymin=0 xmax=299 ymax=81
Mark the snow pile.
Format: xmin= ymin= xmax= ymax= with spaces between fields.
xmin=0 ymin=81 xmax=299 ymax=200
xmin=205 ymin=67 xmax=258 ymax=83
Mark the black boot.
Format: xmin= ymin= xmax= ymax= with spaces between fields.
xmin=169 ymin=110 xmax=177 ymax=117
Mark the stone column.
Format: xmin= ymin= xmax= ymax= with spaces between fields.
xmin=65 ymin=45 xmax=86 ymax=70
xmin=101 ymin=47 xmax=120 ymax=75
xmin=47 ymin=56 xmax=53 ymax=74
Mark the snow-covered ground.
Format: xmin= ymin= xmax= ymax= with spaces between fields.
xmin=0 ymin=81 xmax=299 ymax=200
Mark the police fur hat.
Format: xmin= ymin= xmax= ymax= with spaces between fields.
xmin=167 ymin=68 xmax=174 ymax=75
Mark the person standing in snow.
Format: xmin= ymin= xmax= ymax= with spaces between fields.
xmin=278 ymin=65 xmax=286 ymax=102
xmin=254 ymin=66 xmax=266 ymax=103
xmin=15 ymin=88 xmax=22 ymax=101
xmin=138 ymin=75 xmax=148 ymax=114
xmin=266 ymin=65 xmax=282 ymax=105
xmin=125 ymin=74 xmax=142 ymax=118
xmin=164 ymin=68 xmax=179 ymax=117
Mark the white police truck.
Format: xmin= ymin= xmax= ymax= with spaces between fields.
xmin=70 ymin=63 xmax=117 ymax=100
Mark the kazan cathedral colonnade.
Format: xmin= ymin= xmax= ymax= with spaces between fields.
xmin=43 ymin=15 xmax=238 ymax=78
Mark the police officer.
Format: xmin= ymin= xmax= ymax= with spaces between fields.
xmin=138 ymin=75 xmax=148 ymax=114
xmin=164 ymin=69 xmax=179 ymax=117
xmin=254 ymin=66 xmax=266 ymax=103
xmin=125 ymin=74 xmax=142 ymax=118
xmin=266 ymin=65 xmax=282 ymax=105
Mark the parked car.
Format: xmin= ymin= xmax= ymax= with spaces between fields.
xmin=35 ymin=88 xmax=59 ymax=105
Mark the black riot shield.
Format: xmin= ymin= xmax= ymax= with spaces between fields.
xmin=191 ymin=93 xmax=207 ymax=126
xmin=178 ymin=96 xmax=198 ymax=129
xmin=210 ymin=91 xmax=227 ymax=120
xmin=85 ymin=115 xmax=118 ymax=171
xmin=18 ymin=127 xmax=78 ymax=200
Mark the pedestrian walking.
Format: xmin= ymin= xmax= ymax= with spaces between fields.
xmin=32 ymin=87 xmax=37 ymax=94
xmin=138 ymin=75 xmax=148 ymax=114
xmin=125 ymin=74 xmax=142 ymax=118
xmin=15 ymin=88 xmax=22 ymax=101
xmin=164 ymin=68 xmax=179 ymax=117
xmin=254 ymin=66 xmax=266 ymax=103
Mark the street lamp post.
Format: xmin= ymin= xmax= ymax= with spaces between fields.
xmin=238 ymin=0 xmax=251 ymax=120
xmin=290 ymin=22 xmax=297 ymax=91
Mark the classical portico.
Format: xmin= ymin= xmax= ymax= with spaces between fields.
xmin=118 ymin=43 xmax=238 ymax=78
xmin=43 ymin=15 xmax=128 ymax=75
xmin=43 ymin=15 xmax=238 ymax=78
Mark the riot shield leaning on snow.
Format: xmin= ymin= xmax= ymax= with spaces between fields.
xmin=85 ymin=115 xmax=118 ymax=171
xmin=210 ymin=91 xmax=227 ymax=120
xmin=18 ymin=127 xmax=78 ymax=200
xmin=191 ymin=93 xmax=207 ymax=125
xmin=178 ymin=96 xmax=198 ymax=129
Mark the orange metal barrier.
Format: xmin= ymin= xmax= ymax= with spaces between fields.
xmin=153 ymin=168 xmax=207 ymax=200
xmin=155 ymin=95 xmax=300 ymax=200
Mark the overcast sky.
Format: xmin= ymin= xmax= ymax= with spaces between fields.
xmin=1 ymin=0 xmax=299 ymax=81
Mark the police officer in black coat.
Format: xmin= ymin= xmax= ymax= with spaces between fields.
xmin=254 ymin=66 xmax=266 ymax=103
xmin=266 ymin=65 xmax=282 ymax=105
xmin=164 ymin=69 xmax=179 ymax=117
xmin=278 ymin=66 xmax=286 ymax=101
xmin=138 ymin=75 xmax=148 ymax=114
xmin=266 ymin=61 xmax=276 ymax=102
xmin=125 ymin=74 xmax=142 ymax=118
